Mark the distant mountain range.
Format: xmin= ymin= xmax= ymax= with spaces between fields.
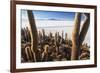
xmin=35 ymin=18 xmax=68 ymax=21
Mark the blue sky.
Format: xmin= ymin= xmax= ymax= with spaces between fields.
xmin=32 ymin=10 xmax=75 ymax=21
xmin=21 ymin=10 xmax=78 ymax=21
xmin=21 ymin=10 xmax=85 ymax=21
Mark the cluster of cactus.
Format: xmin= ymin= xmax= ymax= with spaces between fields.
xmin=21 ymin=27 xmax=90 ymax=62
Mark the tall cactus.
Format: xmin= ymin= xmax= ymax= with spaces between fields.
xmin=61 ymin=30 xmax=64 ymax=43
xmin=71 ymin=13 xmax=81 ymax=60
xmin=71 ymin=13 xmax=90 ymax=60
xmin=79 ymin=13 xmax=90 ymax=46
xmin=42 ymin=29 xmax=45 ymax=40
xmin=27 ymin=10 xmax=39 ymax=62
